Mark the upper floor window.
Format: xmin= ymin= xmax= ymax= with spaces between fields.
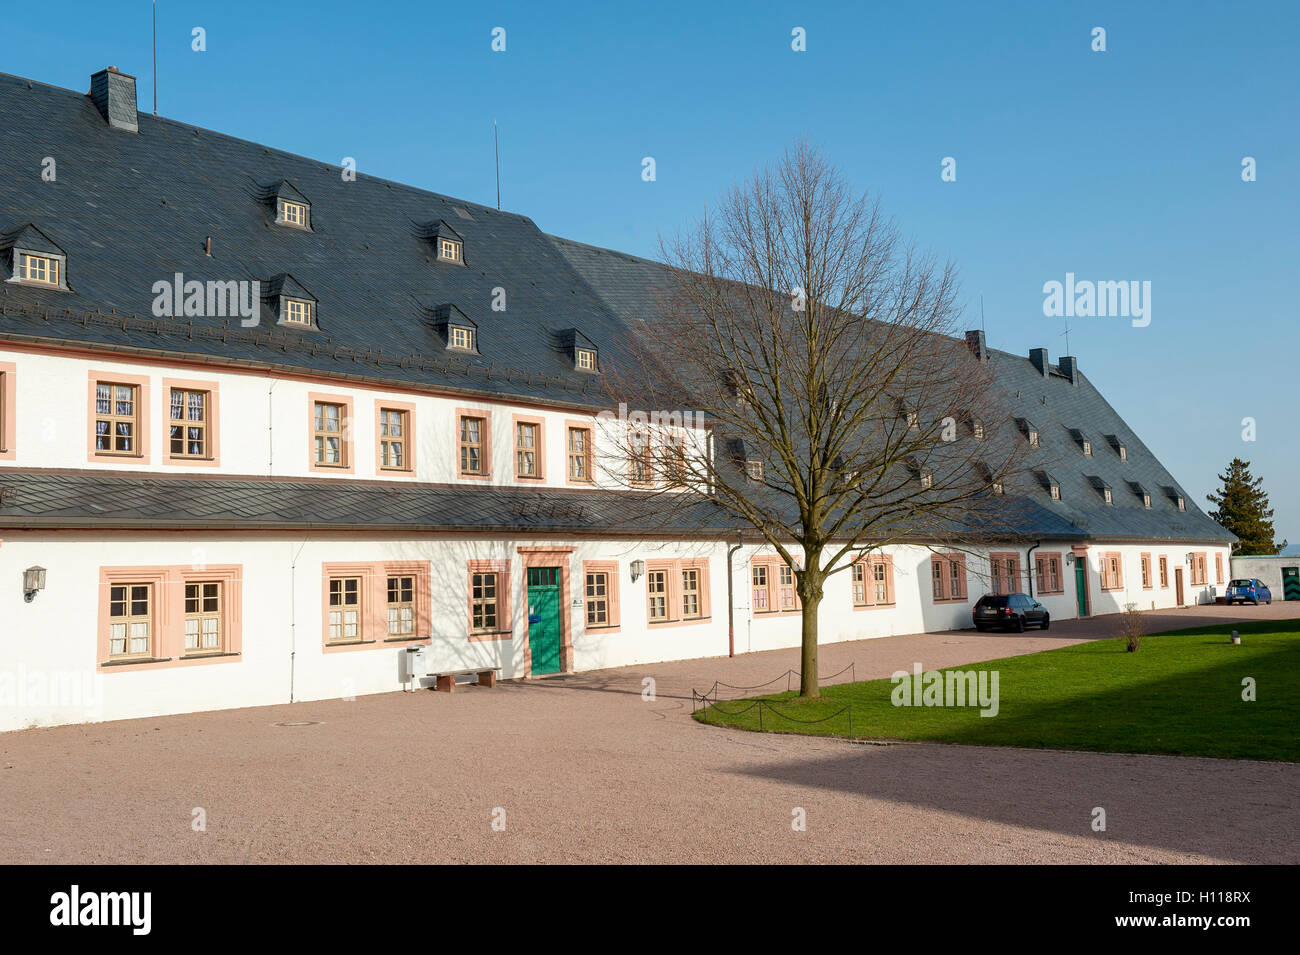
xmin=17 ymin=252 xmax=60 ymax=286
xmin=378 ymin=408 xmax=408 ymax=470
xmin=1082 ymin=440 xmax=1092 ymax=456
xmin=576 ymin=348 xmax=597 ymax=372
xmin=94 ymin=382 xmax=140 ymax=455
xmin=313 ymin=401 xmax=346 ymax=467
xmin=438 ymin=238 xmax=463 ymax=263
xmin=515 ymin=421 xmax=540 ymax=478
xmin=283 ymin=298 xmax=313 ymax=326
xmin=460 ymin=415 xmax=487 ymax=476
xmin=278 ymin=199 xmax=309 ymax=228
xmin=568 ymin=426 xmax=592 ymax=482
xmin=1049 ymin=483 xmax=1061 ymax=500
xmin=169 ymin=388 xmax=209 ymax=458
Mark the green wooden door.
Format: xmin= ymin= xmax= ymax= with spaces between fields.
xmin=1075 ymin=563 xmax=1088 ymax=617
xmin=527 ymin=567 xmax=562 ymax=675
xmin=1283 ymin=567 xmax=1300 ymax=601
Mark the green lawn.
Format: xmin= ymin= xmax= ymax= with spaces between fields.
xmin=694 ymin=619 xmax=1300 ymax=761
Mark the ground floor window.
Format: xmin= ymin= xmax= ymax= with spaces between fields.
xmin=109 ymin=583 xmax=152 ymax=658
xmin=387 ymin=575 xmax=414 ymax=636
xmin=328 ymin=577 xmax=361 ymax=642
xmin=184 ymin=581 xmax=223 ymax=653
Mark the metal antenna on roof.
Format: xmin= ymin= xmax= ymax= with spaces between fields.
xmin=1060 ymin=321 xmax=1073 ymax=355
xmin=494 ymin=119 xmax=501 ymax=211
xmin=152 ymin=1 xmax=158 ymax=115
xmin=980 ymin=294 xmax=985 ymax=334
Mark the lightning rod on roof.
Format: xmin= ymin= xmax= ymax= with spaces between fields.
xmin=494 ymin=119 xmax=501 ymax=211
xmin=152 ymin=1 xmax=158 ymax=115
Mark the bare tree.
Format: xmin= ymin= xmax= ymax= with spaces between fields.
xmin=601 ymin=143 xmax=1032 ymax=698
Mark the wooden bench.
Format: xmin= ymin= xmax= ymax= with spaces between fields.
xmin=429 ymin=667 xmax=503 ymax=692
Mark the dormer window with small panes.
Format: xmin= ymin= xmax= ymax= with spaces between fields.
xmin=1037 ymin=470 xmax=1060 ymax=500
xmin=558 ymin=328 xmax=599 ymax=373
xmin=1105 ymin=434 xmax=1127 ymax=460
xmin=267 ymin=180 xmax=312 ymax=231
xmin=279 ymin=199 xmax=308 ymax=228
xmin=283 ymin=298 xmax=313 ymax=326
xmin=422 ymin=220 xmax=465 ymax=265
xmin=266 ymin=273 xmax=318 ymax=329
xmin=3 ymin=224 xmax=69 ymax=291
xmin=428 ymin=303 xmax=478 ymax=354
xmin=439 ymin=237 xmax=463 ymax=263
xmin=1017 ymin=418 xmax=1039 ymax=447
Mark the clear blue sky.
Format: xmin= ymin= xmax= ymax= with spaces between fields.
xmin=4 ymin=0 xmax=1297 ymax=547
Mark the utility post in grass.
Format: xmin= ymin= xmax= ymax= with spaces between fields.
xmin=602 ymin=143 xmax=1031 ymax=699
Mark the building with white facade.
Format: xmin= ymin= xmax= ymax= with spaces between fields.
xmin=0 ymin=68 xmax=1233 ymax=730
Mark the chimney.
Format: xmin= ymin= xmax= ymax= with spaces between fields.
xmin=1029 ymin=347 xmax=1049 ymax=377
xmin=964 ymin=330 xmax=988 ymax=361
xmin=1058 ymin=355 xmax=1079 ymax=386
xmin=89 ymin=66 xmax=138 ymax=133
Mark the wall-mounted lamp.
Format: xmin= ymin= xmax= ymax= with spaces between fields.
xmin=23 ymin=565 xmax=46 ymax=603
xmin=1065 ymin=553 xmax=1075 ymax=566
xmin=630 ymin=559 xmax=645 ymax=583
xmin=1185 ymin=553 xmax=1194 ymax=564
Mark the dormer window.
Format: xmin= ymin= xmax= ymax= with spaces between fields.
xmin=428 ymin=303 xmax=478 ymax=354
xmin=3 ymin=225 xmax=69 ymax=290
xmin=438 ymin=238 xmax=463 ymax=263
xmin=283 ymin=298 xmax=313 ymax=326
xmin=1105 ymin=434 xmax=1127 ymax=460
xmin=1177 ymin=496 xmax=1185 ymax=511
xmin=278 ymin=199 xmax=308 ymax=228
xmin=557 ymin=328 xmax=599 ymax=373
xmin=992 ymin=479 xmax=1004 ymax=495
xmin=919 ymin=472 xmax=933 ymax=489
xmin=266 ymin=273 xmax=318 ymax=329
xmin=1103 ymin=487 xmax=1112 ymax=504
xmin=266 ymin=180 xmax=312 ymax=230
xmin=1082 ymin=440 xmax=1092 ymax=456
xmin=1143 ymin=493 xmax=1151 ymax=508
xmin=745 ymin=460 xmax=764 ymax=482
xmin=1120 ymin=446 xmax=1128 ymax=461
xmin=576 ymin=348 xmax=597 ymax=371
xmin=18 ymin=252 xmax=59 ymax=285
xmin=971 ymin=420 xmax=984 ymax=440
xmin=450 ymin=326 xmax=475 ymax=351
xmin=1037 ymin=470 xmax=1060 ymax=500
xmin=1050 ymin=483 xmax=1060 ymax=500
xmin=1017 ymin=418 xmax=1038 ymax=446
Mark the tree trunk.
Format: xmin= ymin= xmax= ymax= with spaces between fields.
xmin=799 ymin=595 xmax=820 ymax=698
xmin=798 ymin=566 xmax=823 ymax=698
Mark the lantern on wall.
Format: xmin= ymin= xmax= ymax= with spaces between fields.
xmin=23 ymin=565 xmax=46 ymax=602
xmin=629 ymin=559 xmax=645 ymax=583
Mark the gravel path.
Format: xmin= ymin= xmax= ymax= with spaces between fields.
xmin=2 ymin=604 xmax=1295 ymax=863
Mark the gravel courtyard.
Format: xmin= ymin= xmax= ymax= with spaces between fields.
xmin=2 ymin=604 xmax=1295 ymax=864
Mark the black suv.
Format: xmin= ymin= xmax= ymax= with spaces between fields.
xmin=972 ymin=593 xmax=1050 ymax=632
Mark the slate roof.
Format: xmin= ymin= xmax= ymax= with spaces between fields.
xmin=0 ymin=469 xmax=730 ymax=535
xmin=551 ymin=236 xmax=1232 ymax=544
xmin=0 ymin=71 xmax=633 ymax=411
xmin=0 ymin=69 xmax=1229 ymax=544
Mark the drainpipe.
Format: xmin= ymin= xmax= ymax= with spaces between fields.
xmin=726 ymin=534 xmax=744 ymax=657
xmin=1026 ymin=540 xmax=1041 ymax=597
xmin=267 ymin=379 xmax=278 ymax=476
xmin=289 ymin=538 xmax=309 ymax=702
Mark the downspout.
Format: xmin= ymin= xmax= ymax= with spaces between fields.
xmin=289 ymin=538 xmax=309 ymax=703
xmin=726 ymin=535 xmax=744 ymax=657
xmin=267 ymin=379 xmax=278 ymax=475
xmin=1026 ymin=540 xmax=1041 ymax=597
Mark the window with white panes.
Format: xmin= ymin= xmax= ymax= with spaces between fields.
xmin=108 ymin=583 xmax=152 ymax=659
xmin=169 ymin=388 xmax=209 ymax=458
xmin=94 ymin=382 xmax=139 ymax=454
xmin=327 ymin=577 xmax=361 ymax=642
xmin=184 ymin=581 xmax=222 ymax=653
xmin=387 ymin=575 xmax=415 ymax=637
xmin=379 ymin=409 xmax=407 ymax=470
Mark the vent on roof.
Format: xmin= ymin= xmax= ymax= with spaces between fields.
xmin=452 ymin=206 xmax=475 ymax=221
xmin=89 ymin=67 xmax=138 ymax=133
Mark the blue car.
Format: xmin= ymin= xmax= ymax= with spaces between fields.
xmin=1226 ymin=578 xmax=1272 ymax=605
